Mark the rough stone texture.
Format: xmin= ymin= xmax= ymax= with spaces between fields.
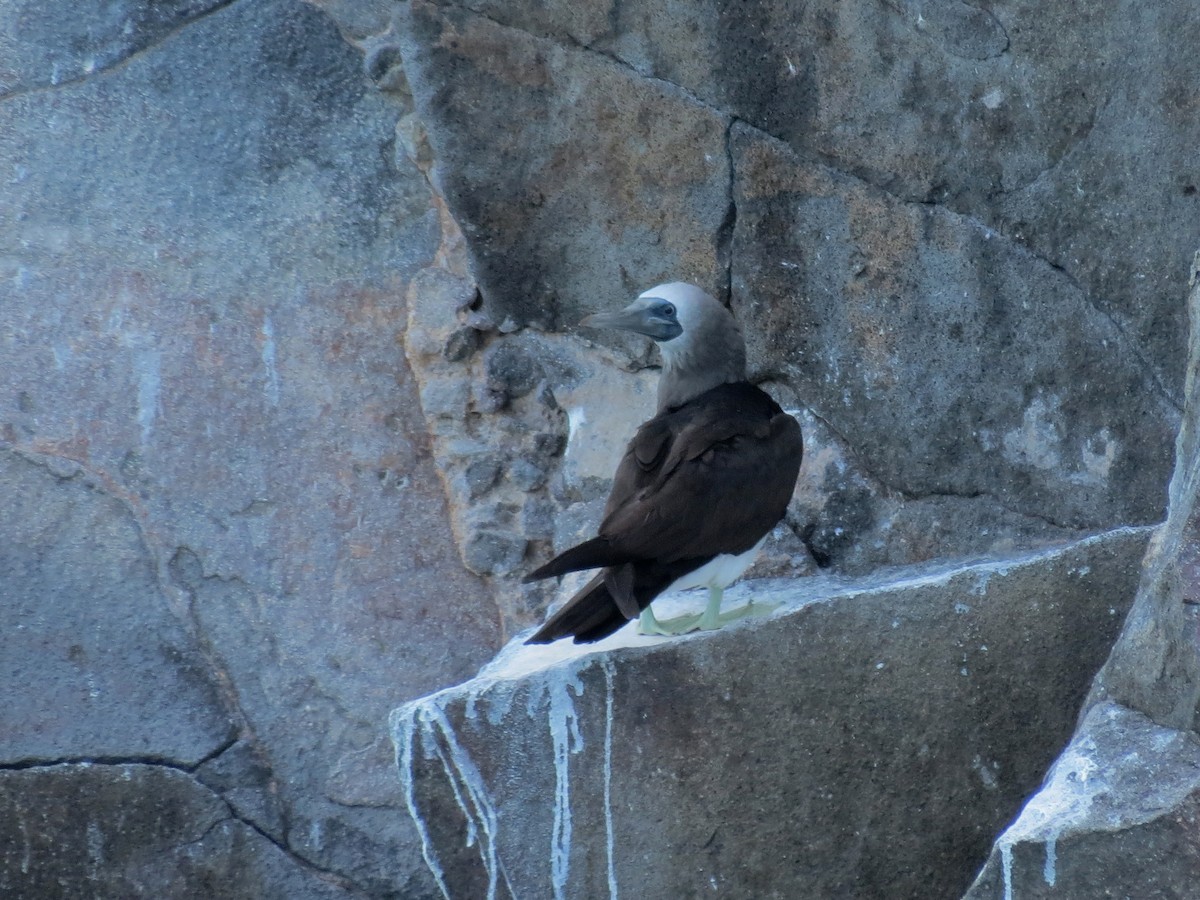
xmin=394 ymin=527 xmax=1149 ymax=899
xmin=399 ymin=0 xmax=733 ymax=331
xmin=7 ymin=0 xmax=1200 ymax=894
xmin=776 ymin=398 xmax=1085 ymax=577
xmin=0 ymin=764 xmax=351 ymax=899
xmin=396 ymin=0 xmax=1191 ymax=584
xmin=0 ymin=0 xmax=230 ymax=97
xmin=1 ymin=449 xmax=234 ymax=766
xmin=424 ymin=0 xmax=1200 ymax=401
xmin=1 ymin=0 xmax=500 ymax=894
xmin=964 ymin=703 xmax=1200 ymax=900
xmin=732 ymin=124 xmax=1178 ymax=532
xmin=1086 ymin=255 xmax=1200 ymax=729
xmin=963 ymin=258 xmax=1200 ymax=898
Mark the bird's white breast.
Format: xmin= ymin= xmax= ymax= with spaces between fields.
xmin=665 ymin=535 xmax=768 ymax=593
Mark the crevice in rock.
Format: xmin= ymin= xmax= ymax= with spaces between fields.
xmin=748 ymin=125 xmax=1179 ymax=414
xmin=983 ymin=92 xmax=1108 ymax=204
xmin=0 ymin=445 xmax=257 ymax=752
xmin=0 ymin=756 xmax=364 ymax=894
xmin=0 ymin=731 xmax=240 ymax=777
xmin=0 ymin=749 xmax=219 ymax=774
xmin=423 ymin=0 xmax=733 ymax=121
xmin=879 ymin=0 xmax=1011 ymax=61
xmin=166 ymin=543 xmax=293 ymax=828
xmin=219 ymin=799 xmax=365 ymax=895
xmin=717 ymin=117 xmax=739 ymax=306
xmin=190 ymin=734 xmax=243 ymax=772
xmin=175 ymin=812 xmax=235 ymax=851
xmin=0 ymin=0 xmax=240 ymax=103
xmin=1040 ymin=255 xmax=1183 ymax=414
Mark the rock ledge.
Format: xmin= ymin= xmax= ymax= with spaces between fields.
xmin=392 ymin=527 xmax=1151 ymax=899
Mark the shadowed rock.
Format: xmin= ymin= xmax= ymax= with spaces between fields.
xmin=0 ymin=764 xmax=348 ymax=899
xmin=964 ymin=255 xmax=1200 ymax=899
xmin=394 ymin=528 xmax=1149 ymax=898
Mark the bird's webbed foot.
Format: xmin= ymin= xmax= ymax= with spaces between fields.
xmin=637 ymin=589 xmax=781 ymax=637
xmin=712 ymin=600 xmax=781 ymax=626
xmin=637 ymin=604 xmax=705 ymax=636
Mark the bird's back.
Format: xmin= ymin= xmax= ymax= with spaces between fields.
xmin=525 ymin=380 xmax=802 ymax=644
xmin=599 ymin=381 xmax=803 ymax=563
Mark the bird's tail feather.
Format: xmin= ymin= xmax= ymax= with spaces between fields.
xmin=525 ymin=573 xmax=628 ymax=645
xmin=522 ymin=537 xmax=627 ymax=582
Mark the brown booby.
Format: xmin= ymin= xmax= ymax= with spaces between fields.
xmin=525 ymin=283 xmax=803 ymax=644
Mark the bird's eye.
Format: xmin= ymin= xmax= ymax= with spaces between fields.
xmin=661 ymin=303 xmax=676 ymax=317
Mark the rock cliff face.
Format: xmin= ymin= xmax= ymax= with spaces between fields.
xmin=398 ymin=0 xmax=1188 ymax=596
xmin=2 ymin=0 xmax=1198 ymax=896
xmin=1 ymin=1 xmax=496 ymax=894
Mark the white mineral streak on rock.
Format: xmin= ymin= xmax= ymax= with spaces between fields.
xmin=996 ymin=736 xmax=1097 ymax=900
xmin=134 ymin=347 xmax=161 ymax=444
xmin=1002 ymin=395 xmax=1063 ymax=471
xmin=1043 ymin=824 xmax=1060 ymax=887
xmin=603 ymin=657 xmax=619 ymax=900
xmin=546 ymin=667 xmax=584 ymax=899
xmin=394 ymin=531 xmax=1153 ymax=900
xmin=999 ymin=841 xmax=1013 ymax=900
xmin=393 ymin=637 xmax=635 ymax=900
xmin=1078 ymin=427 xmax=1117 ymax=483
xmin=261 ymin=313 xmax=280 ymax=406
xmin=992 ymin=701 xmax=1200 ymax=900
xmin=981 ymin=87 xmax=1005 ymax=109
xmin=392 ymin=699 xmax=503 ymax=900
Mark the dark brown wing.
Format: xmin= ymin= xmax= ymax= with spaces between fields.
xmin=525 ymin=382 xmax=803 ymax=645
xmin=598 ymin=382 xmax=803 ymax=563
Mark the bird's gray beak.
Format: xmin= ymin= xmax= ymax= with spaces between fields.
xmin=579 ymin=304 xmax=652 ymax=334
xmin=580 ymin=300 xmax=682 ymax=342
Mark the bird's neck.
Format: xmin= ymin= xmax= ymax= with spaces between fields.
xmin=656 ymin=329 xmax=747 ymax=411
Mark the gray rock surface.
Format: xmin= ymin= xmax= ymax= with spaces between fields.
xmin=963 ymin=258 xmax=1200 ymax=898
xmin=394 ymin=527 xmax=1149 ymax=899
xmin=5 ymin=0 xmax=1198 ymax=894
xmin=1086 ymin=255 xmax=1200 ymax=728
xmin=399 ymin=0 xmax=733 ymax=331
xmin=417 ymin=0 xmax=1200 ymax=400
xmin=732 ymin=124 xmax=1178 ymax=531
xmin=1 ymin=448 xmax=234 ymax=766
xmin=964 ymin=702 xmax=1200 ymax=900
xmin=0 ymin=763 xmax=351 ymax=899
xmin=1 ymin=0 xmax=499 ymax=893
xmin=397 ymin=0 xmax=1189 ymax=583
xmin=0 ymin=0 xmax=229 ymax=97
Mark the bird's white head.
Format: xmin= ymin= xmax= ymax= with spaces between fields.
xmin=581 ymin=282 xmax=747 ymax=410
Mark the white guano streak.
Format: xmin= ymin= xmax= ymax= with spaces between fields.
xmin=261 ymin=314 xmax=280 ymax=406
xmin=393 ymin=654 xmax=620 ymax=900
xmin=602 ymin=657 xmax=619 ymax=899
xmin=547 ymin=667 xmax=584 ymax=900
xmin=393 ymin=701 xmax=501 ymax=900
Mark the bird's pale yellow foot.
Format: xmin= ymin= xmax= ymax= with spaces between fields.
xmin=638 ymin=586 xmax=779 ymax=636
xmin=637 ymin=604 xmax=703 ymax=636
xmin=700 ymin=584 xmax=782 ymax=628
xmin=714 ymin=600 xmax=782 ymax=625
